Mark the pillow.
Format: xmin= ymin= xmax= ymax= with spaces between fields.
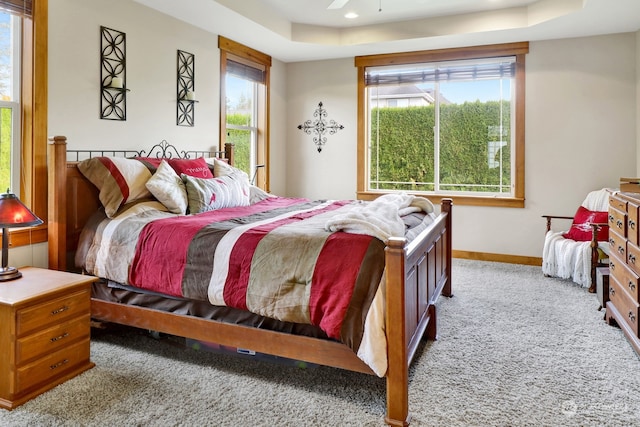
xmin=563 ymin=206 xmax=609 ymax=242
xmin=134 ymin=157 xmax=163 ymax=169
xmin=183 ymin=172 xmax=250 ymax=214
xmin=168 ymin=157 xmax=213 ymax=179
xmin=145 ymin=160 xmax=188 ymax=215
xmin=77 ymin=157 xmax=155 ymax=218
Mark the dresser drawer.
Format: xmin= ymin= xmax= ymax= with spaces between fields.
xmin=627 ymin=240 xmax=640 ymax=278
xmin=610 ymin=194 xmax=627 ymax=212
xmin=15 ymin=338 xmax=90 ymax=394
xmin=608 ymin=229 xmax=627 ymax=263
xmin=609 ymin=275 xmax=640 ymax=337
xmin=16 ymin=314 xmax=90 ymax=365
xmin=610 ymin=257 xmax=640 ymax=301
xmin=16 ymin=289 xmax=90 ymax=337
xmin=609 ymin=207 xmax=627 ymax=238
xmin=628 ymin=201 xmax=640 ymax=246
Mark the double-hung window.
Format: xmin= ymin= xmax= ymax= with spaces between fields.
xmin=0 ymin=10 xmax=22 ymax=195
xmin=356 ymin=42 xmax=529 ymax=207
xmin=219 ymin=36 xmax=271 ymax=189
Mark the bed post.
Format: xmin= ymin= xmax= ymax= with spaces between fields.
xmin=441 ymin=198 xmax=453 ymax=297
xmin=384 ymin=236 xmax=410 ymax=427
xmin=224 ymin=142 xmax=234 ymax=165
xmin=47 ymin=136 xmax=68 ymax=271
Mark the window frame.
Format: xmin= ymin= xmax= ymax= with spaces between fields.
xmin=1 ymin=0 xmax=48 ymax=249
xmin=355 ymin=42 xmax=529 ymax=208
xmin=218 ymin=36 xmax=271 ymax=190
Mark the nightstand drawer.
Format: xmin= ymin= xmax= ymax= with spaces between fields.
xmin=16 ymin=289 xmax=90 ymax=337
xmin=609 ymin=275 xmax=640 ymax=337
xmin=16 ymin=314 xmax=91 ymax=365
xmin=15 ymin=338 xmax=90 ymax=394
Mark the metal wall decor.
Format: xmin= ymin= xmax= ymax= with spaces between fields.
xmin=100 ymin=26 xmax=128 ymax=121
xmin=297 ymin=102 xmax=344 ymax=153
xmin=177 ymin=50 xmax=197 ymax=127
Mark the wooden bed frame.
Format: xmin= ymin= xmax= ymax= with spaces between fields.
xmin=46 ymin=135 xmax=453 ymax=426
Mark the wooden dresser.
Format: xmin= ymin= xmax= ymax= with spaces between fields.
xmin=0 ymin=267 xmax=97 ymax=410
xmin=606 ymin=191 xmax=640 ymax=355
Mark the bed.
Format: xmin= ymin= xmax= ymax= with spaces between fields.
xmin=46 ymin=135 xmax=453 ymax=426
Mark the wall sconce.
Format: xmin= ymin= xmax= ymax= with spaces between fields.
xmin=297 ymin=102 xmax=344 ymax=152
xmin=100 ymin=26 xmax=129 ymax=121
xmin=0 ymin=191 xmax=43 ymax=281
xmin=177 ymin=50 xmax=197 ymax=127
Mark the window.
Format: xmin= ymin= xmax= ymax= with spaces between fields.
xmin=219 ymin=36 xmax=271 ymax=189
xmin=356 ymin=42 xmax=528 ymax=207
xmin=0 ymin=11 xmax=21 ymax=195
xmin=0 ymin=0 xmax=48 ymax=248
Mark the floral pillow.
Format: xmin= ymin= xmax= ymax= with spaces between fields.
xmin=183 ymin=172 xmax=250 ymax=214
xmin=145 ymin=160 xmax=188 ymax=215
xmin=77 ymin=157 xmax=155 ymax=218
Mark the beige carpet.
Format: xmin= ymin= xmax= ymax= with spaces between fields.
xmin=2 ymin=259 xmax=640 ymax=426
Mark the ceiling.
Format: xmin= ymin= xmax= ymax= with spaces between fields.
xmin=133 ymin=0 xmax=640 ymax=63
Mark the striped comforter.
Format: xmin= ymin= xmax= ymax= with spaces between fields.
xmin=80 ymin=196 xmax=430 ymax=375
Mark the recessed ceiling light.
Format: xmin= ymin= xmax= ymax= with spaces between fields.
xmin=345 ymin=12 xmax=358 ymax=19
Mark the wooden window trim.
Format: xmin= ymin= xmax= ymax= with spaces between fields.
xmin=218 ymin=36 xmax=271 ymax=191
xmin=355 ymin=42 xmax=528 ymax=208
xmin=3 ymin=0 xmax=47 ymax=249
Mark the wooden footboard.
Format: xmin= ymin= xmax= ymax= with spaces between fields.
xmin=47 ymin=136 xmax=452 ymax=426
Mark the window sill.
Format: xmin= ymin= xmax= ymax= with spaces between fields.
xmin=0 ymin=224 xmax=48 ymax=248
xmin=357 ymin=191 xmax=524 ymax=208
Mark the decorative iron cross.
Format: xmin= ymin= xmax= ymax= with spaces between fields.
xmin=297 ymin=102 xmax=344 ymax=153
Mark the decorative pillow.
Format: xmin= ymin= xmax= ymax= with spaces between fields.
xmin=145 ymin=160 xmax=188 ymax=215
xmin=183 ymin=172 xmax=250 ymax=213
xmin=563 ymin=206 xmax=609 ymax=242
xmin=134 ymin=157 xmax=164 ymax=169
xmin=77 ymin=157 xmax=155 ymax=218
xmin=168 ymin=157 xmax=213 ymax=179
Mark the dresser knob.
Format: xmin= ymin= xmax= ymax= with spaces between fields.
xmin=629 ymin=311 xmax=636 ymax=323
xmin=51 ymin=305 xmax=69 ymax=315
xmin=50 ymin=332 xmax=69 ymax=343
xmin=630 ymin=220 xmax=636 ymax=230
xmin=618 ymin=246 xmax=625 ymax=255
xmin=49 ymin=359 xmax=69 ymax=370
xmin=630 ymin=254 xmax=636 ymax=265
xmin=630 ymin=282 xmax=637 ymax=292
xmin=617 ymin=220 xmax=624 ymax=229
xmin=610 ymin=287 xmax=615 ymax=296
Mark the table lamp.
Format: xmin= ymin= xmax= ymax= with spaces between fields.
xmin=0 ymin=190 xmax=43 ymax=281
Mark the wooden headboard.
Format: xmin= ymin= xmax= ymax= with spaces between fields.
xmin=47 ymin=136 xmax=234 ymax=272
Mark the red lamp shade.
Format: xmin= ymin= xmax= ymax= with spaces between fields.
xmin=0 ymin=191 xmax=43 ymax=281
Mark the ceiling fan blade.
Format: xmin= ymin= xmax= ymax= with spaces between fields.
xmin=327 ymin=0 xmax=350 ymax=9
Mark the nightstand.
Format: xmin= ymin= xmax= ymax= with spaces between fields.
xmin=0 ymin=267 xmax=97 ymax=410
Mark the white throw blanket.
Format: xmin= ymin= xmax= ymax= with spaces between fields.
xmin=325 ymin=193 xmax=435 ymax=242
xmin=541 ymin=188 xmax=611 ymax=288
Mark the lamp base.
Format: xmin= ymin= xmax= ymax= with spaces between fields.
xmin=0 ymin=266 xmax=22 ymax=281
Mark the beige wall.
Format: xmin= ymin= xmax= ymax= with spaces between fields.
xmin=33 ymin=0 xmax=639 ymax=266
xmin=285 ymin=33 xmax=638 ymax=258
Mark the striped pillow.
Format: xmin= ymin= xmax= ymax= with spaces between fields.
xmin=77 ymin=157 xmax=155 ymax=218
xmin=183 ymin=172 xmax=250 ymax=213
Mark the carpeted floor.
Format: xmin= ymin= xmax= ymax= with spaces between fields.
xmin=2 ymin=259 xmax=640 ymax=426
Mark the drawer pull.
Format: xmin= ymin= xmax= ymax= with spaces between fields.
xmin=50 ymin=332 xmax=69 ymax=343
xmin=617 ymin=219 xmax=624 ymax=229
xmin=630 ymin=254 xmax=636 ymax=265
xmin=630 ymin=220 xmax=637 ymax=230
xmin=629 ymin=312 xmax=636 ymax=323
xmin=50 ymin=359 xmax=69 ymax=370
xmin=630 ymin=282 xmax=637 ymax=292
xmin=610 ymin=287 xmax=615 ymax=296
xmin=610 ymin=261 xmax=616 ymax=271
xmin=51 ymin=305 xmax=69 ymax=315
xmin=618 ymin=246 xmax=625 ymax=255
